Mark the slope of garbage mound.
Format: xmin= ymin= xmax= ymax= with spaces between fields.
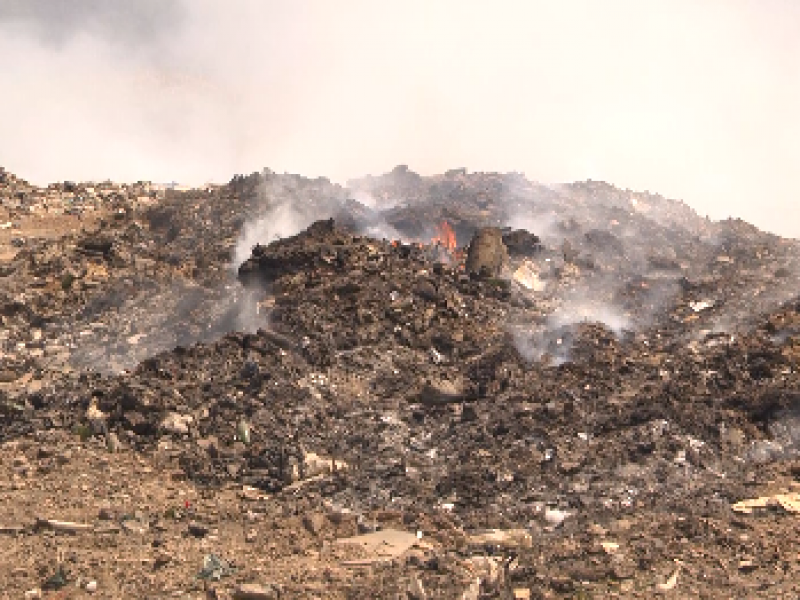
xmin=1 ymin=166 xmax=800 ymax=597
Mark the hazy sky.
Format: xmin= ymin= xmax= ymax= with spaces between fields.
xmin=0 ymin=1 xmax=798 ymax=236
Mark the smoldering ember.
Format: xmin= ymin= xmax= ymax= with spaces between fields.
xmin=1 ymin=164 xmax=800 ymax=599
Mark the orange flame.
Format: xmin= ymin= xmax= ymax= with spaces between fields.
xmin=431 ymin=221 xmax=457 ymax=251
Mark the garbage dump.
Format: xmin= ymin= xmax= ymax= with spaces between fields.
xmin=1 ymin=165 xmax=800 ymax=597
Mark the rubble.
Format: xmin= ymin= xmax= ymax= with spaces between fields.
xmin=466 ymin=528 xmax=533 ymax=550
xmin=333 ymin=528 xmax=423 ymax=565
xmin=1 ymin=165 xmax=800 ymax=596
xmin=732 ymin=492 xmax=800 ymax=514
xmin=35 ymin=518 xmax=93 ymax=533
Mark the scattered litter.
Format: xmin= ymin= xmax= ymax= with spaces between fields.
xmin=334 ymin=528 xmax=423 ymax=565
xmin=236 ymin=419 xmax=252 ymax=444
xmin=513 ymin=261 xmax=546 ymax=291
xmin=656 ymin=562 xmax=682 ymax=592
xmin=197 ymin=554 xmax=233 ymax=581
xmin=689 ymin=301 xmax=714 ymax=312
xmin=233 ymin=583 xmax=281 ymax=599
xmin=35 ymin=518 xmax=93 ymax=533
xmin=732 ymin=492 xmax=800 ymax=514
xmin=601 ymin=541 xmax=620 ymax=554
xmin=467 ymin=528 xmax=533 ymax=549
xmin=41 ymin=566 xmax=68 ymax=591
xmin=544 ymin=508 xmax=572 ymax=530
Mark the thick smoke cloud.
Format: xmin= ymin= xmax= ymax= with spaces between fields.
xmin=0 ymin=1 xmax=798 ymax=238
xmin=0 ymin=0 xmax=184 ymax=47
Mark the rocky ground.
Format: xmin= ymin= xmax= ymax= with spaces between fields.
xmin=1 ymin=165 xmax=800 ymax=598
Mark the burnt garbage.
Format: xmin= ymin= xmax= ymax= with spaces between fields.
xmin=2 ymin=165 xmax=800 ymax=596
xmin=464 ymin=227 xmax=508 ymax=277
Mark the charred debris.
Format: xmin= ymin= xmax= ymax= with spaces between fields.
xmin=2 ymin=165 xmax=800 ymax=596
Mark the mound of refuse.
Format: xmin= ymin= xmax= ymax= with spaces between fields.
xmin=1 ymin=165 xmax=800 ymax=597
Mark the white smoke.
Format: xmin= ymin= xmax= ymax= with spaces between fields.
xmin=553 ymin=298 xmax=631 ymax=335
xmin=3 ymin=2 xmax=798 ymax=238
xmin=514 ymin=293 xmax=632 ymax=365
xmin=233 ymin=197 xmax=314 ymax=269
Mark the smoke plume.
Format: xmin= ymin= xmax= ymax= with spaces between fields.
xmin=0 ymin=1 xmax=798 ymax=238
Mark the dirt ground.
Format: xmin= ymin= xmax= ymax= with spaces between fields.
xmin=0 ymin=429 xmax=388 ymax=599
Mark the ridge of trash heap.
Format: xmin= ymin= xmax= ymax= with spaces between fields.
xmin=2 ymin=164 xmax=800 ymax=597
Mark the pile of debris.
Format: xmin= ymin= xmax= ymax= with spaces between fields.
xmin=1 ymin=165 xmax=800 ymax=597
xmin=0 ymin=167 xmax=170 ymax=221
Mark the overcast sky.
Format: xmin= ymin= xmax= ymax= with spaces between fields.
xmin=0 ymin=0 xmax=797 ymax=236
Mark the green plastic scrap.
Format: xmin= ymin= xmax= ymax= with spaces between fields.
xmin=42 ymin=565 xmax=68 ymax=591
xmin=0 ymin=399 xmax=25 ymax=414
xmin=237 ymin=419 xmax=251 ymax=445
xmin=197 ymin=554 xmax=233 ymax=581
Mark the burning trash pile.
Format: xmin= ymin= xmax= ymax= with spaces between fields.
xmin=1 ymin=166 xmax=800 ymax=597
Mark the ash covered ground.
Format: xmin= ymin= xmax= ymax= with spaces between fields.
xmin=1 ymin=164 xmax=800 ymax=598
